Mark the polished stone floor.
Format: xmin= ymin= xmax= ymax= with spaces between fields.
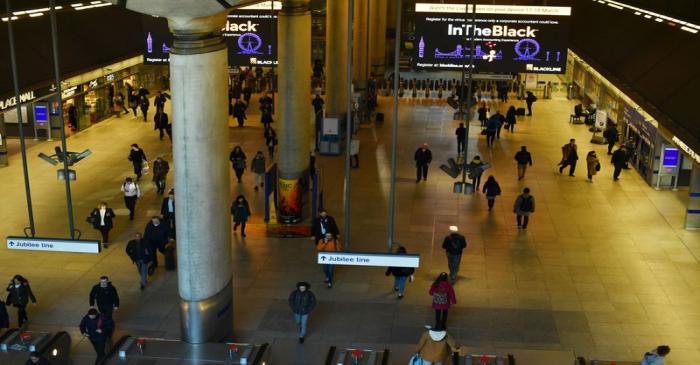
xmin=0 ymin=87 xmax=698 ymax=365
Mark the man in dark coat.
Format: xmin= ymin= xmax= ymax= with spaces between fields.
xmin=312 ymin=209 xmax=340 ymax=242
xmin=288 ymin=282 xmax=316 ymax=343
xmin=143 ymin=216 xmax=170 ymax=271
xmin=603 ymin=124 xmax=619 ymax=155
xmin=125 ymin=233 xmax=151 ymax=290
xmin=161 ymin=191 xmax=176 ymax=237
xmin=455 ymin=123 xmax=466 ymax=154
xmin=611 ymin=146 xmax=628 ymax=181
xmin=525 ymin=91 xmax=537 ymax=116
xmin=414 ymin=143 xmax=433 ymax=182
xmin=152 ymin=157 xmax=170 ymax=195
xmin=442 ymin=226 xmax=467 ymax=282
xmin=153 ymin=90 xmax=170 ymax=112
xmin=89 ymin=276 xmax=119 ymax=318
xmin=558 ymin=138 xmax=578 ymax=177
xmin=514 ymin=146 xmax=533 ymax=180
xmin=6 ymin=275 xmax=37 ymax=327
xmin=154 ymin=111 xmax=170 ymax=141
xmin=25 ymin=351 xmax=51 ymax=365
xmin=79 ymin=308 xmax=113 ymax=364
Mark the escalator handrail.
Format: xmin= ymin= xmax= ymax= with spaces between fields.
xmin=324 ymin=346 xmax=336 ymax=365
xmin=381 ymin=348 xmax=390 ymax=365
xmin=37 ymin=331 xmax=70 ymax=355
xmin=97 ymin=335 xmax=132 ymax=365
xmin=250 ymin=342 xmax=270 ymax=365
xmin=0 ymin=328 xmax=18 ymax=343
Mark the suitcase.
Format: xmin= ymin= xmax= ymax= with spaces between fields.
xmin=375 ymin=113 xmax=384 ymax=122
xmin=516 ymin=107 xmax=526 ymax=116
xmin=590 ymin=135 xmax=606 ymax=144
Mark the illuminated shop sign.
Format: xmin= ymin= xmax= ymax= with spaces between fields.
xmin=0 ymin=91 xmax=36 ymax=111
xmin=413 ymin=3 xmax=571 ymax=73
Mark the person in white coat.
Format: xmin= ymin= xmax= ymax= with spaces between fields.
xmin=641 ymin=345 xmax=670 ymax=365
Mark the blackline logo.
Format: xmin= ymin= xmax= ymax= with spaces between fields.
xmin=447 ymin=24 xmax=538 ymax=37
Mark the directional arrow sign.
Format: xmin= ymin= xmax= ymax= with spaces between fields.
xmin=317 ymin=251 xmax=420 ymax=268
xmin=6 ymin=236 xmax=101 ymax=254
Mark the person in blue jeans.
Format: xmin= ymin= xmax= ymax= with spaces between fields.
xmin=385 ymin=246 xmax=415 ymax=299
xmin=288 ymin=282 xmax=316 ymax=344
xmin=316 ymin=233 xmax=342 ymax=288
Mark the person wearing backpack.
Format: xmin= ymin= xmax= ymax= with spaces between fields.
xmin=385 ymin=246 xmax=415 ymax=299
xmin=429 ymin=273 xmax=456 ymax=329
xmin=441 ymin=227 xmax=466 ymax=282
xmin=482 ymin=175 xmax=501 ymax=211
xmin=413 ymin=325 xmax=459 ymax=365
xmin=513 ymin=187 xmax=535 ymax=229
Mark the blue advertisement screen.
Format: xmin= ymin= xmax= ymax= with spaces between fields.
xmin=663 ymin=148 xmax=679 ymax=167
xmin=34 ymin=105 xmax=48 ymax=123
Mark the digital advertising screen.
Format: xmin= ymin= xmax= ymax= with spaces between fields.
xmin=224 ymin=2 xmax=279 ymax=67
xmin=142 ymin=16 xmax=172 ymax=65
xmin=413 ymin=3 xmax=571 ymax=74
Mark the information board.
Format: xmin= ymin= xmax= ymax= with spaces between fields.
xmin=7 ymin=236 xmax=101 ymax=254
xmin=413 ymin=3 xmax=571 ymax=73
xmin=317 ymin=251 xmax=420 ymax=268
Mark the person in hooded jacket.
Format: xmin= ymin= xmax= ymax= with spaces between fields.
xmin=385 ymin=246 xmax=415 ymax=299
xmin=288 ymin=282 xmax=316 ymax=343
xmin=89 ymin=276 xmax=120 ymax=318
xmin=79 ymin=308 xmax=114 ymax=364
xmin=6 ymin=274 xmax=37 ymax=328
xmin=429 ymin=273 xmax=456 ymax=330
xmin=414 ymin=325 xmax=459 ymax=365
xmin=482 ymin=175 xmax=501 ymax=211
xmin=641 ymin=345 xmax=671 ymax=365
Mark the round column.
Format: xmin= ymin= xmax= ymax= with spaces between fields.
xmin=169 ymin=13 xmax=233 ymax=344
xmin=369 ymin=0 xmax=387 ymax=76
xmin=352 ymin=0 xmax=369 ymax=86
xmin=325 ymin=0 xmax=349 ymax=118
xmin=686 ymin=162 xmax=700 ymax=229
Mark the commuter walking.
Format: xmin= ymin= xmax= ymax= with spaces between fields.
xmin=491 ymin=110 xmax=506 ymax=139
xmin=243 ymin=84 xmax=253 ymax=105
xmin=468 ymin=156 xmax=485 ymax=190
xmin=385 ymin=246 xmax=415 ymax=299
xmin=5 ymin=275 xmax=36 ymax=328
xmin=125 ymin=233 xmax=151 ymax=290
xmin=484 ymin=114 xmax=500 ymax=147
xmin=429 ymin=273 xmax=456 ymax=329
xmin=514 ymin=146 xmax=533 ymax=180
xmin=120 ymin=177 xmax=140 ymax=220
xmin=229 ymin=146 xmax=247 ymax=183
xmin=611 ymin=146 xmax=627 ymax=181
xmin=586 ymin=151 xmax=601 ymax=182
xmin=513 ymin=187 xmax=535 ymax=229
xmin=233 ymin=99 xmax=247 ymax=127
xmin=90 ymin=202 xmax=115 ymax=245
xmin=161 ymin=190 xmax=176 ymax=235
xmin=264 ymin=126 xmax=277 ymax=159
xmin=603 ymin=123 xmax=619 ymax=155
xmin=455 ymin=123 xmax=466 ymax=154
xmin=312 ymin=94 xmax=324 ymax=115
xmin=442 ymin=227 xmax=467 ymax=282
xmin=482 ymin=176 xmax=502 ymax=211
xmin=477 ymin=102 xmax=489 ymax=127
xmin=0 ymin=298 xmax=8 ymax=329
xmin=128 ymin=91 xmax=139 ymax=117
xmin=413 ymin=326 xmax=459 ymax=365
xmin=505 ymin=105 xmax=517 ymax=132
xmin=251 ymin=151 xmax=266 ymax=191
xmin=414 ymin=143 xmax=433 ymax=182
xmin=144 ymin=216 xmax=170 ymax=272
xmin=312 ymin=209 xmax=340 ymax=242
xmin=350 ymin=138 xmax=360 ymax=168
xmin=113 ymin=92 xmax=125 ymax=117
xmin=154 ymin=90 xmax=169 ymax=112
xmin=641 ymin=345 xmax=671 ymax=365
xmin=152 ymin=157 xmax=170 ymax=195
xmin=525 ymin=91 xmax=537 ymax=116
xmin=139 ymin=95 xmax=150 ymax=121
xmin=154 ymin=111 xmax=170 ymax=140
xmin=79 ymin=308 xmax=113 ymax=364
xmin=317 ymin=233 xmax=342 ymax=288
xmin=558 ymin=138 xmax=578 ymax=176
xmin=231 ymin=195 xmax=251 ymax=238
xmin=89 ymin=276 xmax=119 ymax=318
xmin=164 ymin=239 xmax=177 ymax=271
xmin=260 ymin=111 xmax=273 ymax=129
xmin=25 ymin=351 xmax=51 ymax=365
xmin=128 ymin=144 xmax=147 ymax=181
xmin=288 ymin=282 xmax=316 ymax=343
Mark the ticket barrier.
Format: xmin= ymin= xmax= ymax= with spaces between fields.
xmin=577 ymin=358 xmax=638 ymax=365
xmin=101 ymin=336 xmax=270 ymax=364
xmin=325 ymin=346 xmax=391 ymax=365
xmin=452 ymin=353 xmax=516 ymax=365
xmin=0 ymin=329 xmax=72 ymax=365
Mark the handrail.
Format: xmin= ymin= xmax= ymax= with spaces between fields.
xmin=0 ymin=328 xmax=18 ymax=342
xmin=36 ymin=331 xmax=70 ymax=354
xmin=97 ymin=335 xmax=131 ymax=365
xmin=381 ymin=348 xmax=390 ymax=365
xmin=324 ymin=346 xmax=336 ymax=365
xmin=250 ymin=342 xmax=270 ymax=365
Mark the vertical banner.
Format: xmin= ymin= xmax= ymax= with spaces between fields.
xmin=595 ymin=109 xmax=607 ymax=130
xmin=278 ymin=177 xmax=303 ymax=223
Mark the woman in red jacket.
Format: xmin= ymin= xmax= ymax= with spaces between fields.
xmin=429 ymin=272 xmax=456 ymax=330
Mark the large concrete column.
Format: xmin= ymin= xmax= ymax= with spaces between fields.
xmin=352 ymin=0 xmax=369 ymax=87
xmin=686 ymin=163 xmax=700 ymax=229
xmin=369 ymin=0 xmax=387 ymax=77
xmin=325 ymin=0 xmax=349 ymax=117
xmin=277 ymin=0 xmax=311 ymax=222
xmin=169 ymin=13 xmax=233 ymax=343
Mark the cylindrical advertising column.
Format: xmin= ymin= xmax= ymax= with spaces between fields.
xmin=686 ymin=162 xmax=700 ymax=229
xmin=369 ymin=0 xmax=387 ymax=76
xmin=169 ymin=13 xmax=233 ymax=344
xmin=325 ymin=0 xmax=349 ymax=118
xmin=277 ymin=0 xmax=311 ymax=224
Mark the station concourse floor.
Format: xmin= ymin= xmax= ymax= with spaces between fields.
xmin=0 ymin=90 xmax=699 ymax=365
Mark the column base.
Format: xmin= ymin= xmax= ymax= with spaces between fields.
xmin=180 ymin=278 xmax=233 ymax=344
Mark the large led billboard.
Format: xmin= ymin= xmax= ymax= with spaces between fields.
xmin=413 ymin=4 xmax=571 ymax=73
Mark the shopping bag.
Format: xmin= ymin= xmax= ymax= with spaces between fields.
xmin=141 ymin=160 xmax=151 ymax=175
xmin=409 ymin=353 xmax=423 ymax=365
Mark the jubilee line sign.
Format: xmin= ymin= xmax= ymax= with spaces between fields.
xmin=317 ymin=251 xmax=420 ymax=268
xmin=6 ymin=236 xmax=101 ymax=254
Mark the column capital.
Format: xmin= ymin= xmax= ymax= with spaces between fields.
xmin=282 ymin=0 xmax=310 ymax=13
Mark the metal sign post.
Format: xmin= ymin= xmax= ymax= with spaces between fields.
xmin=386 ymin=0 xmax=402 ymax=251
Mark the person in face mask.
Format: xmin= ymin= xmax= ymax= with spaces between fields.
xmin=5 ymin=275 xmax=36 ymax=328
xmin=89 ymin=276 xmax=120 ymax=318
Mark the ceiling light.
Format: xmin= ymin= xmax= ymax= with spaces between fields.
xmin=71 ymin=3 xmax=83 ymax=7
xmin=607 ymin=3 xmax=623 ymax=9
xmin=2 ymin=16 xmax=19 ymax=21
xmin=643 ymin=14 xmax=652 ymax=19
xmin=74 ymin=5 xmax=93 ymax=10
xmin=29 ymin=13 xmax=44 ymax=17
xmin=26 ymin=7 xmax=50 ymax=14
xmin=655 ymin=18 xmax=663 ymax=22
xmin=634 ymin=11 xmax=641 ymax=15
xmin=90 ymin=1 xmax=102 ymax=3
xmin=55 ymin=6 xmax=63 ymax=9
xmin=681 ymin=26 xmax=698 ymax=33
xmin=12 ymin=11 xmax=26 ymax=15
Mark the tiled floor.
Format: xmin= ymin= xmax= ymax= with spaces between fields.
xmin=0 ymin=89 xmax=698 ymax=365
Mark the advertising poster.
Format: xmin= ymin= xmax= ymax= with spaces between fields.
xmin=278 ymin=177 xmax=303 ymax=223
xmin=141 ymin=16 xmax=172 ymax=65
xmin=413 ymin=3 xmax=571 ymax=73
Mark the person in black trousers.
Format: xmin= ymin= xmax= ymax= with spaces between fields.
xmin=611 ymin=146 xmax=628 ymax=181
xmin=455 ymin=123 xmax=466 ymax=154
xmin=5 ymin=275 xmax=36 ymax=328
xmin=558 ymin=139 xmax=578 ymax=177
xmin=414 ymin=143 xmax=433 ymax=182
xmin=154 ymin=111 xmax=170 ymax=140
xmin=80 ymin=308 xmax=113 ymax=365
xmin=312 ymin=209 xmax=340 ymax=242
xmin=89 ymin=276 xmax=119 ymax=318
xmin=603 ymin=124 xmax=619 ymax=155
xmin=161 ymin=190 xmax=176 ymax=237
xmin=128 ymin=144 xmax=147 ymax=181
xmin=139 ymin=95 xmax=150 ymax=121
xmin=120 ymin=177 xmax=140 ymax=221
xmin=144 ymin=216 xmax=170 ymax=272
xmin=90 ymin=202 xmax=115 ymax=245
xmin=525 ymin=91 xmax=537 ymax=116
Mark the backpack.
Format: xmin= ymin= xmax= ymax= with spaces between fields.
xmin=432 ymin=288 xmax=449 ymax=305
xmin=519 ymin=196 xmax=533 ymax=211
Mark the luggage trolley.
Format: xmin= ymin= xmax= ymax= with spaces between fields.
xmin=0 ymin=329 xmax=72 ymax=365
